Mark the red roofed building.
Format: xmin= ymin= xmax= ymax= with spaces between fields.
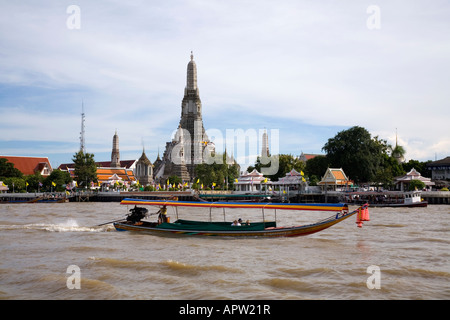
xmin=0 ymin=156 xmax=52 ymax=177
xmin=299 ymin=152 xmax=324 ymax=163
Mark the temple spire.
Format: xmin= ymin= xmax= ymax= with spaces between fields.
xmin=111 ymin=130 xmax=120 ymax=168
xmin=186 ymin=51 xmax=197 ymax=91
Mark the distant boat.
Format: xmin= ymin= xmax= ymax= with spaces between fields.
xmin=0 ymin=194 xmax=69 ymax=203
xmin=345 ymin=191 xmax=427 ymax=208
xmin=112 ymin=198 xmax=370 ymax=238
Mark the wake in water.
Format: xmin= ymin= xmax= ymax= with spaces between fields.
xmin=0 ymin=218 xmax=114 ymax=232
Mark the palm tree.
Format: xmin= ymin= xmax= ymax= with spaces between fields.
xmin=391 ymin=130 xmax=406 ymax=164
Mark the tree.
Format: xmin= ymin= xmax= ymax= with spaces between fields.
xmin=44 ymin=169 xmax=72 ymax=192
xmin=322 ymin=126 xmax=387 ymax=184
xmin=305 ymin=155 xmax=330 ymax=179
xmin=25 ymin=172 xmax=44 ymax=192
xmin=409 ymin=179 xmax=425 ymax=191
xmin=373 ymin=154 xmax=404 ymax=189
xmin=195 ymin=152 xmax=240 ymax=189
xmin=391 ymin=144 xmax=406 ymax=164
xmin=2 ymin=177 xmax=26 ymax=192
xmin=0 ymin=158 xmax=23 ymax=178
xmin=402 ymin=159 xmax=431 ymax=178
xmin=72 ymin=151 xmax=97 ymax=188
xmin=167 ymin=175 xmax=182 ymax=187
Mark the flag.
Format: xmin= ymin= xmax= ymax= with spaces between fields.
xmin=39 ymin=182 xmax=43 ymax=187
xmin=235 ymin=179 xmax=238 ymax=183
xmin=201 ymin=183 xmax=203 ymax=189
xmin=300 ymin=171 xmax=304 ymax=176
xmin=52 ymin=182 xmax=56 ymax=187
xmin=263 ymin=178 xmax=267 ymax=183
xmin=26 ymin=182 xmax=29 ymax=187
xmin=196 ymin=178 xmax=200 ymax=183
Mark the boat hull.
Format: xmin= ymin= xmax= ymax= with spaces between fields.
xmin=113 ymin=210 xmax=357 ymax=238
xmin=368 ymin=201 xmax=428 ymax=208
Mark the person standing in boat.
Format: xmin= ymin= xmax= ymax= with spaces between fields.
xmin=158 ymin=205 xmax=168 ymax=224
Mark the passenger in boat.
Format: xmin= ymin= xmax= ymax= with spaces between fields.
xmin=157 ymin=205 xmax=168 ymax=224
xmin=245 ymin=220 xmax=250 ymax=226
xmin=231 ymin=219 xmax=241 ymax=226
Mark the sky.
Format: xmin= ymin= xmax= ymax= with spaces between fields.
xmin=0 ymin=0 xmax=449 ymax=171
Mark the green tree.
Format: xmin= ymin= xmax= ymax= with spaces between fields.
xmin=2 ymin=177 xmax=26 ymax=192
xmin=72 ymin=151 xmax=97 ymax=188
xmin=25 ymin=173 xmax=44 ymax=192
xmin=305 ymin=155 xmax=330 ymax=179
xmin=402 ymin=159 xmax=432 ymax=178
xmin=167 ymin=175 xmax=182 ymax=187
xmin=44 ymin=169 xmax=72 ymax=192
xmin=322 ymin=126 xmax=387 ymax=184
xmin=391 ymin=144 xmax=406 ymax=163
xmin=373 ymin=154 xmax=404 ymax=189
xmin=409 ymin=179 xmax=425 ymax=191
xmin=0 ymin=158 xmax=23 ymax=178
xmin=195 ymin=152 xmax=240 ymax=189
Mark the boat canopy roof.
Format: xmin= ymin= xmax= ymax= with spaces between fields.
xmin=120 ymin=198 xmax=347 ymax=212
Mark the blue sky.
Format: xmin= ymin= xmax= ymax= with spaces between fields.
xmin=0 ymin=1 xmax=449 ymax=171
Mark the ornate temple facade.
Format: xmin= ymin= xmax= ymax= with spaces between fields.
xmin=135 ymin=148 xmax=153 ymax=186
xmin=154 ymin=52 xmax=214 ymax=182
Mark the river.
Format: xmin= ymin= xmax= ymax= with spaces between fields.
xmin=0 ymin=202 xmax=448 ymax=300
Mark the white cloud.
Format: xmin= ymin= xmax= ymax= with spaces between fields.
xmin=0 ymin=0 xmax=449 ymax=165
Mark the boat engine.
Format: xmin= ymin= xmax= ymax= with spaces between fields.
xmin=126 ymin=206 xmax=148 ymax=223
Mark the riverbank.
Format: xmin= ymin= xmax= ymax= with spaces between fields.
xmin=1 ymin=190 xmax=449 ymax=204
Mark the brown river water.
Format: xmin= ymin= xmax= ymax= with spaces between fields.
xmin=0 ymin=202 xmax=448 ymax=300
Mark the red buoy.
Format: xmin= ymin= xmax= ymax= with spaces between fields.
xmin=356 ymin=207 xmax=363 ymax=228
xmin=362 ymin=206 xmax=370 ymax=221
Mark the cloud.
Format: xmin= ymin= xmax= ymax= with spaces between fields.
xmin=0 ymin=0 xmax=449 ymax=167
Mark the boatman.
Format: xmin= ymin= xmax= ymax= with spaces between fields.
xmin=157 ymin=205 xmax=168 ymax=224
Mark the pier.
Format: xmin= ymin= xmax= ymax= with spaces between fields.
xmin=421 ymin=191 xmax=450 ymax=204
xmin=0 ymin=190 xmax=449 ymax=204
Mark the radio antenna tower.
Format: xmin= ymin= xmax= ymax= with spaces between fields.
xmin=80 ymin=101 xmax=86 ymax=154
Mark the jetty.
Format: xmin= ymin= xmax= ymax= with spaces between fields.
xmin=0 ymin=190 xmax=449 ymax=204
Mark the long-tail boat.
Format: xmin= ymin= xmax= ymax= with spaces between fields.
xmin=112 ymin=198 xmax=370 ymax=238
